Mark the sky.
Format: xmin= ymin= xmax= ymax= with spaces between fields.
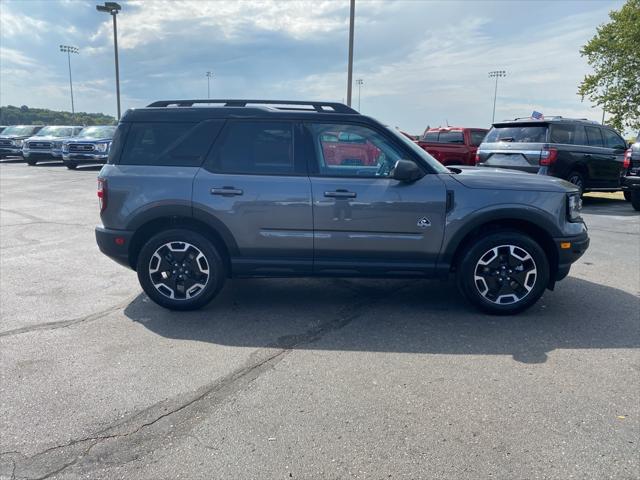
xmin=0 ymin=0 xmax=624 ymax=134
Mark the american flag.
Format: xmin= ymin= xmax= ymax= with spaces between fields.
xmin=531 ymin=111 xmax=544 ymax=120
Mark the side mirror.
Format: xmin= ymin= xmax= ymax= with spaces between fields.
xmin=391 ymin=159 xmax=424 ymax=183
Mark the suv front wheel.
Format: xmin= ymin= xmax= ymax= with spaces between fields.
xmin=456 ymin=231 xmax=550 ymax=315
xmin=136 ymin=229 xmax=226 ymax=310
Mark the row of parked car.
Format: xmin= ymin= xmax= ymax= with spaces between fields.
xmin=0 ymin=124 xmax=116 ymax=169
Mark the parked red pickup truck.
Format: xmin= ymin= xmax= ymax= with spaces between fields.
xmin=416 ymin=127 xmax=488 ymax=166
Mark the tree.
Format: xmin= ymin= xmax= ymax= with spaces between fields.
xmin=578 ymin=0 xmax=640 ymax=132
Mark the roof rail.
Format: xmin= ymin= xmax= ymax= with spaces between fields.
xmin=146 ymin=99 xmax=359 ymax=114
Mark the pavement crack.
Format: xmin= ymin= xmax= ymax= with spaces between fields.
xmin=0 ymin=298 xmax=135 ymax=338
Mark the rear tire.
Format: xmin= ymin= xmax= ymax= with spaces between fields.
xmin=26 ymin=159 xmax=37 ymax=166
xmin=623 ymin=191 xmax=632 ymax=202
xmin=65 ymin=162 xmax=78 ymax=170
xmin=456 ymin=231 xmax=550 ymax=315
xmin=136 ymin=229 xmax=226 ymax=311
xmin=566 ymin=171 xmax=585 ymax=195
xmin=631 ymin=191 xmax=640 ymax=211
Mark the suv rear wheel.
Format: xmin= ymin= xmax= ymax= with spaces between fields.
xmin=631 ymin=191 xmax=640 ymax=211
xmin=566 ymin=171 xmax=585 ymax=195
xmin=136 ymin=229 xmax=226 ymax=310
xmin=456 ymin=231 xmax=549 ymax=315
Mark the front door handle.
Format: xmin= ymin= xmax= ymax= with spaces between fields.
xmin=584 ymin=154 xmax=592 ymax=159
xmin=211 ymin=187 xmax=243 ymax=196
xmin=324 ymin=190 xmax=357 ymax=198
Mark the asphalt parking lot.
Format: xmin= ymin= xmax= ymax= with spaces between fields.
xmin=0 ymin=159 xmax=638 ymax=480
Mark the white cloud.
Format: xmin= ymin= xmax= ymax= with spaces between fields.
xmin=0 ymin=47 xmax=38 ymax=68
xmin=0 ymin=7 xmax=48 ymax=38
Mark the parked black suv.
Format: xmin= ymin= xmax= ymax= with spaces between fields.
xmin=476 ymin=117 xmax=628 ymax=194
xmin=96 ymin=100 xmax=589 ymax=315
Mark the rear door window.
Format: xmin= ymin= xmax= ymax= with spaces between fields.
xmin=422 ymin=131 xmax=439 ymax=142
xmin=585 ymin=126 xmax=604 ymax=147
xmin=484 ymin=125 xmax=547 ymax=143
xmin=549 ymin=124 xmax=577 ymax=145
xmin=437 ymin=131 xmax=464 ymax=144
xmin=208 ymin=120 xmax=298 ymax=175
xmin=119 ymin=121 xmax=222 ymax=166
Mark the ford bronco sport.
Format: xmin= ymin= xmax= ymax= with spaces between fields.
xmin=96 ymin=100 xmax=589 ymax=315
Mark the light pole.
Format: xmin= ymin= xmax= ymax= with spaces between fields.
xmin=59 ymin=45 xmax=78 ymax=119
xmin=206 ymin=71 xmax=214 ymax=99
xmin=488 ymin=70 xmax=506 ymax=123
xmin=96 ymin=2 xmax=122 ymax=119
xmin=346 ymin=0 xmax=355 ymax=106
xmin=356 ymin=78 xmax=363 ymax=111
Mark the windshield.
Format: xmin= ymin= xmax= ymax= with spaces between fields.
xmin=485 ymin=125 xmax=548 ymax=143
xmin=1 ymin=126 xmax=38 ymax=136
xmin=386 ymin=126 xmax=450 ymax=173
xmin=78 ymin=126 xmax=116 ymax=139
xmin=35 ymin=126 xmax=74 ymax=137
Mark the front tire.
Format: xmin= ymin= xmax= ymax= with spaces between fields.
xmin=136 ymin=229 xmax=226 ymax=311
xmin=623 ymin=191 xmax=632 ymax=202
xmin=65 ymin=162 xmax=78 ymax=170
xmin=26 ymin=158 xmax=37 ymax=166
xmin=456 ymin=231 xmax=550 ymax=315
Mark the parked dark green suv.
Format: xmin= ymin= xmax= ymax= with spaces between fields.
xmin=476 ymin=117 xmax=627 ymax=194
xmin=96 ymin=100 xmax=589 ymax=315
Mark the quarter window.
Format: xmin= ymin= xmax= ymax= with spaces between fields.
xmin=602 ymin=129 xmax=626 ymax=150
xmin=438 ymin=131 xmax=464 ymax=144
xmin=308 ymin=123 xmax=406 ymax=178
xmin=209 ymin=121 xmax=295 ymax=175
xmin=470 ymin=130 xmax=487 ymax=146
xmin=120 ymin=121 xmax=221 ymax=166
xmin=549 ymin=124 xmax=577 ymax=145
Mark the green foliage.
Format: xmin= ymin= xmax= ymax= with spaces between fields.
xmin=0 ymin=105 xmax=116 ymax=126
xmin=578 ymin=0 xmax=640 ymax=132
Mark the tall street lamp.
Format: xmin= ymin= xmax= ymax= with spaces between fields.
xmin=96 ymin=2 xmax=122 ymax=119
xmin=488 ymin=70 xmax=506 ymax=123
xmin=59 ymin=45 xmax=78 ymax=119
xmin=206 ymin=71 xmax=214 ymax=99
xmin=346 ymin=0 xmax=355 ymax=107
xmin=356 ymin=78 xmax=363 ymax=111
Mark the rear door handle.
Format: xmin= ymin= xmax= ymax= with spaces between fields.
xmin=324 ymin=190 xmax=357 ymax=198
xmin=211 ymin=187 xmax=243 ymax=196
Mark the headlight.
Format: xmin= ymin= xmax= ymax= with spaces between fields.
xmin=62 ymin=143 xmax=69 ymax=153
xmin=567 ymin=193 xmax=582 ymax=222
xmin=13 ymin=139 xmax=23 ymax=147
xmin=53 ymin=141 xmax=63 ymax=149
xmin=95 ymin=142 xmax=110 ymax=153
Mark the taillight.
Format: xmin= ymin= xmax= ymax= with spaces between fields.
xmin=539 ymin=147 xmax=558 ymax=166
xmin=623 ymin=149 xmax=632 ymax=169
xmin=97 ymin=178 xmax=106 ymax=213
xmin=474 ymin=153 xmax=481 ymax=164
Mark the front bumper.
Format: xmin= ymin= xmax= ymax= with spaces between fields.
xmin=23 ymin=148 xmax=63 ymax=159
xmin=554 ymin=231 xmax=590 ymax=282
xmin=0 ymin=147 xmax=23 ymax=157
xmin=63 ymin=152 xmax=109 ymax=164
xmin=95 ymin=226 xmax=135 ymax=269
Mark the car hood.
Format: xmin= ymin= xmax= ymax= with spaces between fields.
xmin=65 ymin=137 xmax=113 ymax=143
xmin=448 ymin=166 xmax=577 ymax=193
xmin=0 ymin=135 xmax=30 ymax=140
xmin=26 ymin=135 xmax=71 ymax=142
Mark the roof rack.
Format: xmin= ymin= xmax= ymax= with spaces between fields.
xmin=146 ymin=99 xmax=359 ymax=114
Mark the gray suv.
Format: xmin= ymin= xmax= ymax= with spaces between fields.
xmin=96 ymin=100 xmax=589 ymax=315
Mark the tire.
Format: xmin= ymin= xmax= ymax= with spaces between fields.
xmin=623 ymin=191 xmax=632 ymax=202
xmin=566 ymin=171 xmax=585 ymax=195
xmin=631 ymin=191 xmax=640 ymax=211
xmin=136 ymin=229 xmax=226 ymax=311
xmin=65 ymin=162 xmax=78 ymax=170
xmin=26 ymin=158 xmax=37 ymax=166
xmin=456 ymin=231 xmax=550 ymax=315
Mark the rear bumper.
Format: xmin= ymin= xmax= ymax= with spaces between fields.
xmin=622 ymin=175 xmax=640 ymax=191
xmin=554 ymin=231 xmax=590 ymax=281
xmin=95 ymin=225 xmax=135 ymax=269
